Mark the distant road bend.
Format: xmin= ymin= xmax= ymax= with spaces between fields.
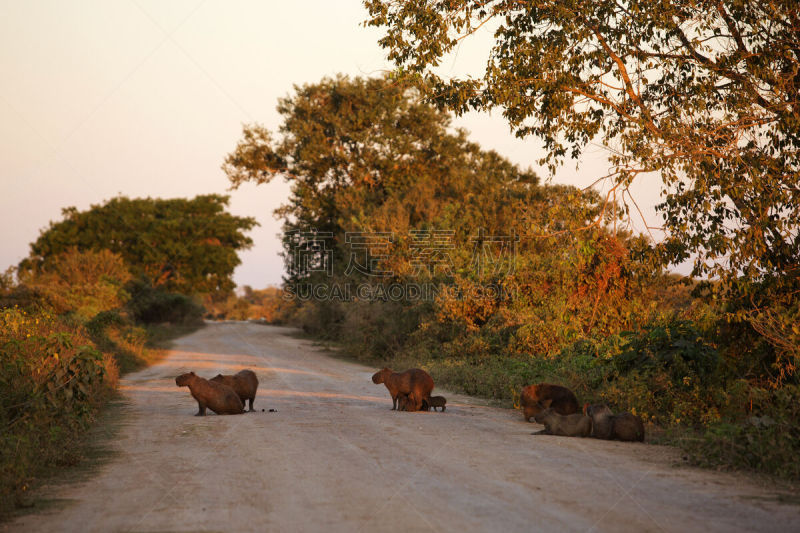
xmin=9 ymin=322 xmax=800 ymax=532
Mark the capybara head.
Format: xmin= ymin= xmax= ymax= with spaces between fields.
xmin=175 ymin=372 xmax=196 ymax=387
xmin=372 ymin=368 xmax=391 ymax=384
xmin=585 ymin=403 xmax=613 ymax=417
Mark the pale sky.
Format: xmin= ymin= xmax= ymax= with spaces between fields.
xmin=0 ymin=1 xmax=669 ymax=288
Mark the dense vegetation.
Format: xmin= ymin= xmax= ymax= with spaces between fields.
xmin=1 ymin=195 xmax=253 ymax=517
xmin=225 ymin=75 xmax=799 ymax=479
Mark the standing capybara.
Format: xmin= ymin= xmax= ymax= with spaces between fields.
xmin=520 ymin=383 xmax=579 ymax=422
xmin=427 ymin=396 xmax=447 ymax=412
xmin=372 ymin=368 xmax=434 ymax=411
xmin=584 ymin=403 xmax=645 ymax=442
xmin=532 ymin=408 xmax=592 ymax=437
xmin=175 ymin=372 xmax=244 ymax=416
xmin=210 ymin=369 xmax=259 ymax=411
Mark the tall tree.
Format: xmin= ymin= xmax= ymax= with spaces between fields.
xmin=21 ymin=195 xmax=257 ymax=294
xmin=364 ymin=0 xmax=800 ymax=298
xmin=223 ymin=75 xmax=546 ymax=283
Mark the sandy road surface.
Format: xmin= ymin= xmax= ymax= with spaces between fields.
xmin=7 ymin=322 xmax=799 ymax=532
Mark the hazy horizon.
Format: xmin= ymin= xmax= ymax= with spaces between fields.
xmin=0 ymin=1 xmax=672 ymax=289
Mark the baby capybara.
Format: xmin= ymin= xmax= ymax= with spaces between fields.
xmin=175 ymin=372 xmax=244 ymax=416
xmin=372 ymin=367 xmax=434 ymax=411
xmin=427 ymin=396 xmax=446 ymax=412
xmin=210 ymin=369 xmax=259 ymax=411
xmin=520 ymin=383 xmax=579 ymax=422
xmin=532 ymin=408 xmax=592 ymax=437
xmin=397 ymin=392 xmax=417 ymax=412
xmin=585 ymin=403 xmax=645 ymax=442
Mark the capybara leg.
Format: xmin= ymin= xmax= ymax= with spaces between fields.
xmin=248 ymin=398 xmax=254 ymax=411
xmin=195 ymin=403 xmax=206 ymax=416
xmin=392 ymin=395 xmax=397 ymax=410
xmin=441 ymin=405 xmax=446 ymax=412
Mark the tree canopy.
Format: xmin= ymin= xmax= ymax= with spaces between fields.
xmin=21 ymin=195 xmax=257 ymax=294
xmin=224 ymin=75 xmax=652 ymax=343
xmin=364 ymin=0 xmax=800 ymax=298
xmin=224 ymin=75 xmax=547 ymax=281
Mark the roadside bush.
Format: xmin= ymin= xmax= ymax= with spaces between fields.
xmin=125 ymin=277 xmax=204 ymax=325
xmin=677 ymin=385 xmax=800 ymax=479
xmin=17 ymin=248 xmax=131 ymax=321
xmin=0 ymin=307 xmax=118 ymax=515
xmin=614 ymin=320 xmax=720 ymax=384
xmin=86 ymin=311 xmax=152 ymax=373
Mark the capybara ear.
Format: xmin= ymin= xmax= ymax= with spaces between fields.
xmin=190 ymin=371 xmax=196 ymax=376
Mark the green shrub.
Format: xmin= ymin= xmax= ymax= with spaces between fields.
xmin=124 ymin=277 xmax=204 ymax=325
xmin=615 ymin=320 xmax=720 ymax=384
xmin=0 ymin=307 xmax=117 ymax=516
xmin=17 ymin=248 xmax=131 ymax=321
xmin=85 ymin=310 xmax=154 ymax=373
xmin=677 ymin=385 xmax=800 ymax=479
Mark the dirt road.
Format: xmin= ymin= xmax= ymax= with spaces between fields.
xmin=8 ymin=322 xmax=799 ymax=532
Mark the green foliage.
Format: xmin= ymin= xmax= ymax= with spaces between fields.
xmin=21 ymin=195 xmax=257 ymax=294
xmin=615 ymin=320 xmax=720 ymax=385
xmin=0 ymin=308 xmax=117 ymax=515
xmin=364 ymin=0 xmax=800 ymax=300
xmin=124 ymin=277 xmax=205 ymax=326
xmin=18 ymin=248 xmax=131 ymax=321
xmin=677 ymin=385 xmax=800 ymax=480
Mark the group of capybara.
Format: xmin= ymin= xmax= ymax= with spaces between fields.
xmin=174 ymin=365 xmax=643 ymax=441
xmin=521 ymin=383 xmax=645 ymax=441
xmin=175 ymin=369 xmax=259 ymax=416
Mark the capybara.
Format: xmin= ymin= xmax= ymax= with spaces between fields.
xmin=427 ymin=396 xmax=446 ymax=412
xmin=609 ymin=412 xmax=645 ymax=442
xmin=210 ymin=369 xmax=259 ymax=411
xmin=584 ymin=403 xmax=614 ymax=439
xmin=372 ymin=367 xmax=434 ymax=411
xmin=397 ymin=392 xmax=417 ymax=412
xmin=532 ymin=408 xmax=592 ymax=437
xmin=585 ymin=403 xmax=645 ymax=442
xmin=520 ymin=383 xmax=579 ymax=422
xmin=175 ymin=372 xmax=244 ymax=416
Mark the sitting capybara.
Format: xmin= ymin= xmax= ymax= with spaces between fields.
xmin=520 ymin=383 xmax=579 ymax=422
xmin=372 ymin=367 xmax=434 ymax=411
xmin=584 ymin=403 xmax=645 ymax=442
xmin=210 ymin=369 xmax=259 ymax=411
xmin=175 ymin=372 xmax=244 ymax=416
xmin=533 ymin=407 xmax=592 ymax=437
xmin=427 ymin=396 xmax=447 ymax=412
